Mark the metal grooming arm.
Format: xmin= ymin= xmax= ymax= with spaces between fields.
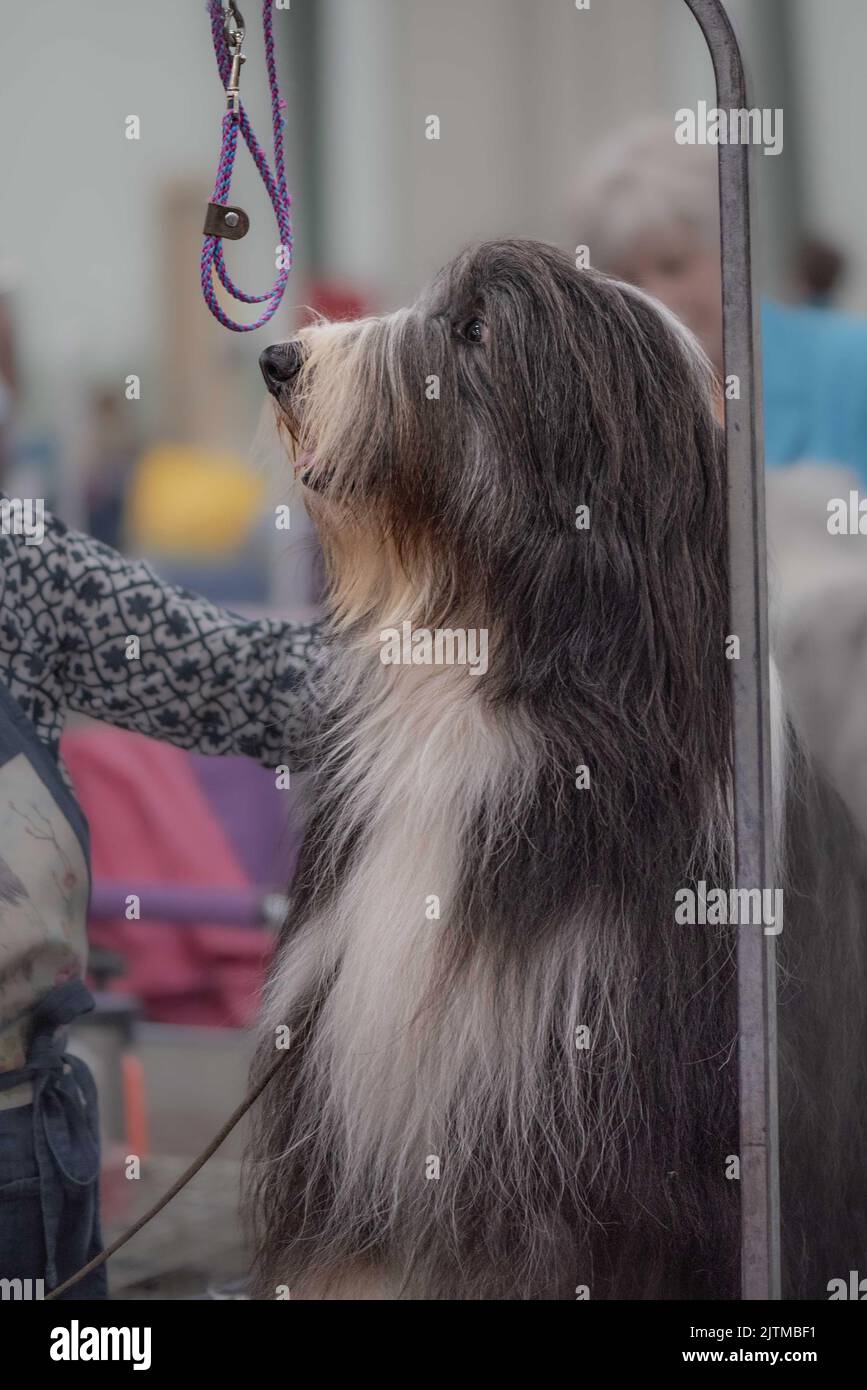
xmin=684 ymin=0 xmax=780 ymax=1300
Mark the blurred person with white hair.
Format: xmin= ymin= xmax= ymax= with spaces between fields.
xmin=574 ymin=119 xmax=867 ymax=840
xmin=573 ymin=119 xmax=867 ymax=481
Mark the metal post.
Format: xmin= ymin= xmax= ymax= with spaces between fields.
xmin=682 ymin=0 xmax=781 ymax=1300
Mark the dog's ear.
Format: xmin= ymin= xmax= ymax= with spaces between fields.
xmin=481 ymin=264 xmax=730 ymax=817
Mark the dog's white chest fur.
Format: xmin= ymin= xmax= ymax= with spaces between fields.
xmin=265 ymin=661 xmax=519 ymax=1172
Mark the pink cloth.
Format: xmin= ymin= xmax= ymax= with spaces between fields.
xmin=62 ymin=726 xmax=270 ymax=1026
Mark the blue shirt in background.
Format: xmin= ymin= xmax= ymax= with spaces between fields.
xmin=762 ymin=299 xmax=867 ymax=484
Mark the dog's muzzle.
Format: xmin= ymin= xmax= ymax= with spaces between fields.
xmin=259 ymin=340 xmax=304 ymax=399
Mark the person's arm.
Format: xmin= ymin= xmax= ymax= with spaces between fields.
xmin=0 ymin=504 xmax=325 ymax=770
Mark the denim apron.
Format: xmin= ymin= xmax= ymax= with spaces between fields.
xmin=0 ymin=677 xmax=106 ymax=1299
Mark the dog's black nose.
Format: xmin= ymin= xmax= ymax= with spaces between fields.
xmin=259 ymin=341 xmax=304 ymax=397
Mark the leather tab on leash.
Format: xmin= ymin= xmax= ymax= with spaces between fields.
xmin=203 ymin=202 xmax=250 ymax=240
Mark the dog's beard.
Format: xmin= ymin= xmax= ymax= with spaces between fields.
xmin=273 ymin=312 xmax=426 ymax=628
xmin=279 ymin=314 xmax=404 ymax=489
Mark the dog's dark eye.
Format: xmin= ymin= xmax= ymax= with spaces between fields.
xmin=460 ymin=318 xmax=486 ymax=345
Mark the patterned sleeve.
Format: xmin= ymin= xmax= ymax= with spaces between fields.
xmin=0 ymin=503 xmax=325 ymax=771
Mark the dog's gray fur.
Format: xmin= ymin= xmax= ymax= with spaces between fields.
xmin=248 ymin=240 xmax=867 ymax=1300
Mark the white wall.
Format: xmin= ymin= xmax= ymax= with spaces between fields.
xmin=4 ymin=0 xmax=866 ymax=417
xmin=791 ymin=0 xmax=867 ymax=313
xmin=309 ymin=0 xmax=812 ymax=309
xmin=0 ymin=0 xmax=301 ymax=427
xmin=314 ymin=0 xmax=670 ymax=305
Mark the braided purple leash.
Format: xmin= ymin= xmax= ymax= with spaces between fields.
xmin=201 ymin=2 xmax=293 ymax=332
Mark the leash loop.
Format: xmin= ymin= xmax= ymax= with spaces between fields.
xmin=201 ymin=1 xmax=292 ymax=333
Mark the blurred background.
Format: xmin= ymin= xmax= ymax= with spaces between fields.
xmin=2 ymin=0 xmax=866 ymax=1297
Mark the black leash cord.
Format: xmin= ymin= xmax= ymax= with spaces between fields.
xmin=44 ymin=1049 xmax=289 ymax=1301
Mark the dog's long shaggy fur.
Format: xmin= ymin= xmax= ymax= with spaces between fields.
xmin=248 ymin=240 xmax=867 ymax=1300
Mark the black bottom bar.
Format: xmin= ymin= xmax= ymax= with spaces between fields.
xmin=16 ymin=1296 xmax=863 ymax=1375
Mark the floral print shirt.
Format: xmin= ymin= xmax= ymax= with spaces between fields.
xmin=0 ymin=505 xmax=321 ymax=1107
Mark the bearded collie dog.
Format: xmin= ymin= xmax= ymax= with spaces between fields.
xmin=250 ymin=239 xmax=867 ymax=1301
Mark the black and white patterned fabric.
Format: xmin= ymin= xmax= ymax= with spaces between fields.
xmin=0 ymin=505 xmax=326 ymax=1107
xmin=0 ymin=508 xmax=323 ymax=775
